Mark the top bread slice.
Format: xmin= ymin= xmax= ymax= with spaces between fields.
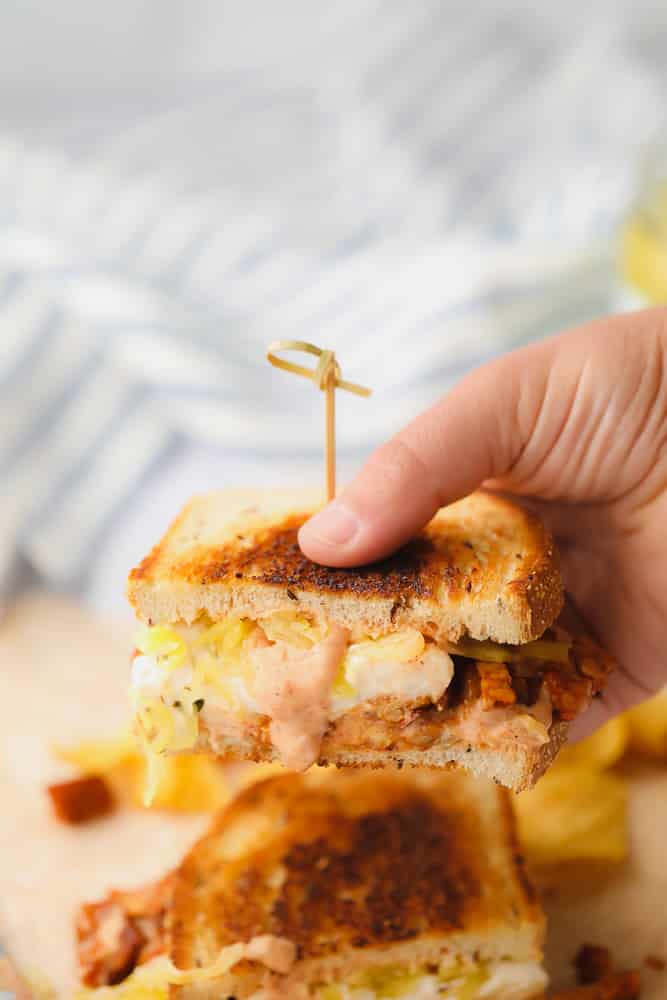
xmin=169 ymin=768 xmax=545 ymax=999
xmin=128 ymin=488 xmax=563 ymax=645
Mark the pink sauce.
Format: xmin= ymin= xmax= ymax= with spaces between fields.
xmin=249 ymin=623 xmax=349 ymax=770
xmin=456 ymin=687 xmax=553 ymax=749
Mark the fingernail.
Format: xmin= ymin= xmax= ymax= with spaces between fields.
xmin=302 ymin=502 xmax=360 ymax=547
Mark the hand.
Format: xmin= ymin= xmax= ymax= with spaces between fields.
xmin=299 ymin=308 xmax=667 ymax=736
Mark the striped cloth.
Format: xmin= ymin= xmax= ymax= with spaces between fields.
xmin=1 ymin=0 xmax=666 ymax=603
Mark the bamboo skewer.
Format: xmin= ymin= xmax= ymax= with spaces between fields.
xmin=266 ymin=340 xmax=371 ymax=501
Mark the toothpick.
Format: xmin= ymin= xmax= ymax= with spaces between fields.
xmin=266 ymin=340 xmax=371 ymax=501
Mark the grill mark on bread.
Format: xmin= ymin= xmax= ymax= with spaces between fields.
xmin=265 ymin=801 xmax=477 ymax=950
xmin=184 ymin=517 xmax=459 ymax=601
xmin=171 ymin=775 xmax=491 ymax=970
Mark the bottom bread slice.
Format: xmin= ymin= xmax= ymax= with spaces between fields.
xmin=202 ymin=717 xmax=570 ymax=794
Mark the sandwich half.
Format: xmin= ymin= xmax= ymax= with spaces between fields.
xmin=75 ymin=769 xmax=547 ymax=998
xmin=168 ymin=768 xmax=548 ymax=999
xmin=127 ymin=488 xmax=615 ymax=792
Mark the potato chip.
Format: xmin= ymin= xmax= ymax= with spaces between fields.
xmin=514 ymin=766 xmax=628 ymax=865
xmin=55 ymin=734 xmax=137 ymax=772
xmin=53 ymin=736 xmax=229 ymax=813
xmin=147 ymin=754 xmax=230 ymax=812
xmin=626 ymin=689 xmax=667 ymax=759
xmin=557 ymin=715 xmax=629 ymax=770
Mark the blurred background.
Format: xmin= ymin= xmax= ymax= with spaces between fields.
xmin=1 ymin=0 xmax=667 ymax=618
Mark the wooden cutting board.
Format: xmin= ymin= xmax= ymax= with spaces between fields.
xmin=0 ymin=593 xmax=665 ymax=997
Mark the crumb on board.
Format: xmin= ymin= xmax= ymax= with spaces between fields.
xmin=47 ymin=775 xmax=115 ymax=825
xmin=575 ymin=944 xmax=613 ymax=985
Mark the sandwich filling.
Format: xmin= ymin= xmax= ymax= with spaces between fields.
xmin=315 ymin=958 xmax=548 ymax=999
xmin=130 ymin=611 xmax=609 ymax=776
xmin=76 ymin=952 xmax=547 ymax=999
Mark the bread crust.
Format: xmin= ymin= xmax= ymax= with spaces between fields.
xmin=128 ymin=488 xmax=563 ymax=645
xmin=169 ymin=769 xmax=545 ymax=998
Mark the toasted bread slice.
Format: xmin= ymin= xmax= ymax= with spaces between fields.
xmin=128 ymin=488 xmax=562 ymax=646
xmin=169 ymin=768 xmax=547 ymax=999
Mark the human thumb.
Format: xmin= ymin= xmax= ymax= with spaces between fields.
xmin=297 ymin=342 xmax=544 ymax=566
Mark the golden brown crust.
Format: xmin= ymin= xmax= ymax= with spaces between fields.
xmin=130 ymin=500 xmax=194 ymax=589
xmin=169 ymin=769 xmax=544 ymax=992
xmin=130 ymin=495 xmax=554 ymax=608
xmin=174 ymin=786 xmax=473 ymax=958
xmin=179 ymin=518 xmax=442 ymax=600
xmin=507 ymin=524 xmax=562 ymax=642
xmin=128 ymin=489 xmax=564 ymax=645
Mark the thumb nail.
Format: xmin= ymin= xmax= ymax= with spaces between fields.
xmin=300 ymin=502 xmax=360 ymax=548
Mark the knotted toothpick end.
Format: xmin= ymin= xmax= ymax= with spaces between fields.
xmin=266 ymin=340 xmax=371 ymax=500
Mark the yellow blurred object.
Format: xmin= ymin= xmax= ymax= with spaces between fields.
xmin=557 ymin=715 xmax=629 ymax=770
xmin=55 ymin=733 xmax=137 ymax=772
xmin=515 ymin=684 xmax=667 ymax=867
xmin=54 ymin=735 xmax=229 ymax=813
xmin=622 ymin=192 xmax=667 ymax=303
xmin=235 ymin=760 xmax=286 ymax=789
xmin=148 ymin=753 xmax=230 ymax=812
xmin=620 ymin=145 xmax=667 ymax=304
xmin=132 ymin=698 xmax=198 ymax=807
xmin=626 ymin=689 xmax=667 ymax=758
xmin=135 ymin=700 xmax=176 ymax=755
xmin=26 ymin=970 xmax=57 ymax=1000
xmin=514 ymin=765 xmax=627 ymax=865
